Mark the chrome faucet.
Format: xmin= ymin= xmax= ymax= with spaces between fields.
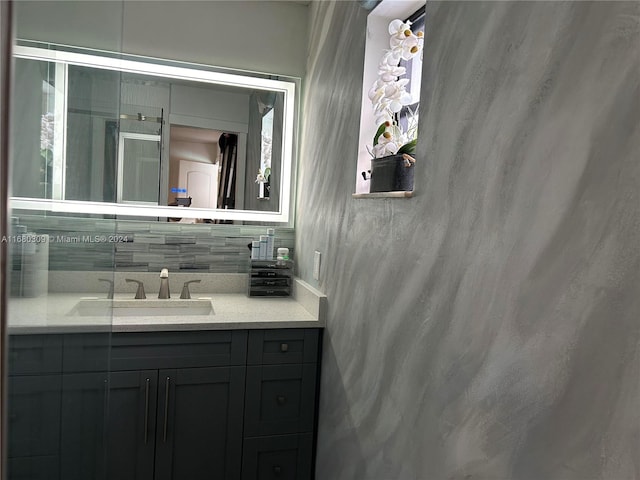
xmin=180 ymin=279 xmax=201 ymax=299
xmin=126 ymin=279 xmax=146 ymax=299
xmin=98 ymin=278 xmax=114 ymax=299
xmin=158 ymin=268 xmax=170 ymax=299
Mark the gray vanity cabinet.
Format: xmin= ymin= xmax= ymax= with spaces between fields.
xmin=8 ymin=328 xmax=322 ymax=480
xmin=59 ymin=370 xmax=158 ymax=480
xmin=59 ymin=372 xmax=110 ymax=480
xmin=60 ymin=366 xmax=246 ymax=480
xmin=153 ymin=367 xmax=245 ymax=480
xmin=107 ymin=331 xmax=248 ymax=480
xmin=7 ymin=335 xmax=63 ymax=480
xmin=242 ymin=434 xmax=313 ymax=480
xmin=7 ymin=456 xmax=60 ymax=480
xmin=242 ymin=329 xmax=321 ymax=480
xmin=7 ymin=375 xmax=62 ymax=480
xmin=104 ymin=370 xmax=158 ymax=480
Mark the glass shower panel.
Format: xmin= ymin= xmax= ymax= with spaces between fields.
xmin=6 ymin=212 xmax=118 ymax=480
xmin=8 ymin=2 xmax=124 ymax=480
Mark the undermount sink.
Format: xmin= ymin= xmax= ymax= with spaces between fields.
xmin=67 ymin=298 xmax=215 ymax=317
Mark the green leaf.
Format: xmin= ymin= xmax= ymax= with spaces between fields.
xmin=397 ymin=138 xmax=417 ymax=155
xmin=372 ymin=123 xmax=387 ymax=146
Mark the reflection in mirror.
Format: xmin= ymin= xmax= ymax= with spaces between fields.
xmin=168 ymin=125 xmax=220 ymax=210
xmin=118 ymin=132 xmax=161 ymax=204
xmin=11 ymin=43 xmax=297 ymax=223
xmin=12 ymin=57 xmax=61 ymax=199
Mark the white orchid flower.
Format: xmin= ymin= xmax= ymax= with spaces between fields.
xmin=388 ymin=19 xmax=413 ymax=39
xmin=388 ymin=18 xmax=423 ymax=61
xmin=374 ymin=112 xmax=394 ymax=126
xmin=379 ymin=50 xmax=402 ymax=69
xmin=368 ymin=80 xmax=386 ymax=103
xmin=255 ymin=172 xmax=266 ymax=183
xmin=373 ymin=125 xmax=407 ymax=157
xmin=377 ymin=59 xmax=406 ymax=82
xmin=391 ymin=34 xmax=422 ymax=60
xmin=382 ymin=80 xmax=412 ymax=112
xmin=366 ymin=19 xmax=424 ymax=159
xmin=40 ymin=112 xmax=55 ymax=151
xmin=373 ymin=141 xmax=398 ymax=158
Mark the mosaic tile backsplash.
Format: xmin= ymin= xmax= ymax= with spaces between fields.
xmin=12 ymin=213 xmax=294 ymax=273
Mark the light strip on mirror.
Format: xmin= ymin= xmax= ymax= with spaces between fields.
xmin=13 ymin=45 xmax=294 ymax=94
xmin=10 ymin=197 xmax=288 ymax=223
xmin=280 ymin=83 xmax=295 ymax=224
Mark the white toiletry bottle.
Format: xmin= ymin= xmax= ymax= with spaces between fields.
xmin=251 ymin=240 xmax=260 ymax=260
xmin=277 ymin=247 xmax=289 ymax=267
xmin=259 ymin=235 xmax=268 ymax=260
xmin=266 ymin=228 xmax=275 ymax=260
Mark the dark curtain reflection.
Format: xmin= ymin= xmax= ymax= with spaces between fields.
xmin=218 ymin=133 xmax=238 ymax=211
xmin=103 ymin=121 xmax=118 ymax=202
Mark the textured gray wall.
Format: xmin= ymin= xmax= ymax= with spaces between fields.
xmin=15 ymin=0 xmax=309 ymax=77
xmin=296 ymin=1 xmax=640 ymax=479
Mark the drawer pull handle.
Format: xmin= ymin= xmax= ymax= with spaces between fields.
xmin=273 ymin=465 xmax=282 ymax=475
xmin=144 ymin=378 xmax=150 ymax=444
xmin=276 ymin=395 xmax=287 ymax=405
xmin=163 ymin=376 xmax=170 ymax=442
xmin=280 ymin=343 xmax=289 ymax=352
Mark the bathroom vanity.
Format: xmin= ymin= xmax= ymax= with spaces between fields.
xmin=7 ymin=277 xmax=326 ymax=480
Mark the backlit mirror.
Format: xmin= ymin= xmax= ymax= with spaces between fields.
xmin=10 ymin=43 xmax=297 ymax=223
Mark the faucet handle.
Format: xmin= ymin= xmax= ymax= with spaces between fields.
xmin=125 ymin=279 xmax=146 ymax=299
xmin=98 ymin=278 xmax=114 ymax=299
xmin=180 ymin=280 xmax=201 ymax=299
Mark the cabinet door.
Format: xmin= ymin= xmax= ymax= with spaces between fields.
xmin=59 ymin=371 xmax=158 ymax=480
xmin=154 ymin=366 xmax=245 ymax=480
xmin=8 ymin=375 xmax=61 ymax=459
xmin=105 ymin=371 xmax=158 ymax=480
xmin=59 ymin=372 xmax=109 ymax=480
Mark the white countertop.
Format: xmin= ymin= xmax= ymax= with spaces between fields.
xmin=8 ymin=277 xmax=327 ymax=334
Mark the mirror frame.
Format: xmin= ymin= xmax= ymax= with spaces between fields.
xmin=10 ymin=44 xmax=298 ymax=223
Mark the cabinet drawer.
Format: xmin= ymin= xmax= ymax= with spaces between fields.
xmin=8 ymin=335 xmax=63 ymax=375
xmin=248 ymin=329 xmax=320 ymax=365
xmin=245 ymin=364 xmax=317 ymax=436
xmin=242 ymin=433 xmax=313 ymax=480
xmin=249 ymin=287 xmax=291 ymax=297
xmin=251 ymin=268 xmax=292 ymax=278
xmin=250 ymin=277 xmax=291 ymax=287
xmin=63 ymin=331 xmax=248 ymax=372
xmin=62 ymin=333 xmax=110 ymax=373
xmin=110 ymin=330 xmax=248 ymax=370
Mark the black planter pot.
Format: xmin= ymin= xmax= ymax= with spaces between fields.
xmin=369 ymin=154 xmax=415 ymax=193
